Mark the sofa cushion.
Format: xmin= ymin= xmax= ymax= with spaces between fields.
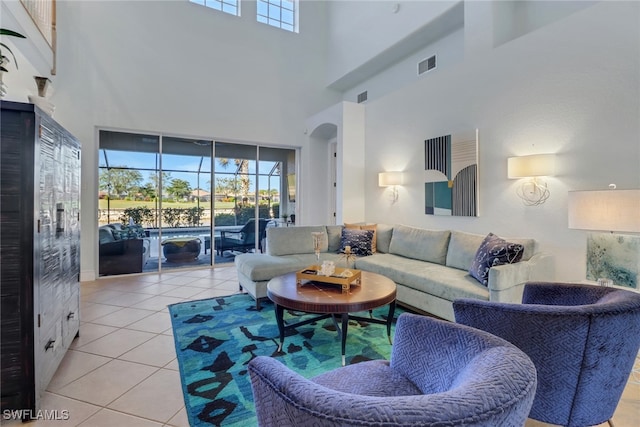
xmin=326 ymin=225 xmax=343 ymax=252
xmin=267 ymin=226 xmax=328 ymax=256
xmin=356 ymin=254 xmax=489 ymax=301
xmin=507 ymin=237 xmax=536 ymax=262
xmin=446 ymin=231 xmax=486 ymax=271
xmin=236 ymin=252 xmax=346 ymax=282
xmin=469 ymin=233 xmax=525 ymax=286
xmin=340 ymin=228 xmax=374 ymax=256
xmin=375 ymin=224 xmax=394 ymax=253
xmin=345 ymin=223 xmax=377 ymax=253
xmin=235 ymin=254 xmax=304 ymax=282
xmin=389 ymin=225 xmax=451 ymax=265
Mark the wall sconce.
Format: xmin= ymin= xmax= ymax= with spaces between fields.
xmin=378 ymin=172 xmax=404 ymax=203
xmin=508 ymin=154 xmax=556 ymax=206
xmin=568 ymin=187 xmax=640 ymax=287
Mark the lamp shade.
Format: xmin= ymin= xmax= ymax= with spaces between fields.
xmin=568 ymin=189 xmax=640 ymax=233
xmin=378 ymin=172 xmax=404 ymax=187
xmin=508 ymin=154 xmax=556 ymax=178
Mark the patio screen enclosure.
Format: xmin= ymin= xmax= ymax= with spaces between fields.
xmin=98 ymin=130 xmax=296 ymax=275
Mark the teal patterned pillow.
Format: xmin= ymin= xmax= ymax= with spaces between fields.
xmin=111 ymin=229 xmax=124 ymax=240
xmin=340 ymin=228 xmax=374 ymax=256
xmin=110 ymin=225 xmax=146 ymax=240
xmin=470 ymin=233 xmax=524 ymax=286
xmin=124 ymin=225 xmax=146 ymax=238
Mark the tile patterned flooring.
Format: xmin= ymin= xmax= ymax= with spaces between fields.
xmin=3 ymin=265 xmax=639 ymax=426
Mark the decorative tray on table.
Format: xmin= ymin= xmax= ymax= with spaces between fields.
xmin=296 ymin=266 xmax=362 ymax=292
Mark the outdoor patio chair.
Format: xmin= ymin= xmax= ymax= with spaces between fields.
xmin=216 ymin=218 xmax=269 ymax=256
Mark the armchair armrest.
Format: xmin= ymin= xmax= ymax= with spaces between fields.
xmin=249 ymin=356 xmax=385 ymax=425
xmin=487 ymin=252 xmax=554 ymax=303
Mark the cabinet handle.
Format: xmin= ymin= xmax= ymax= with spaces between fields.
xmin=45 ymin=339 xmax=55 ymax=351
xmin=67 ymin=312 xmax=75 ymax=320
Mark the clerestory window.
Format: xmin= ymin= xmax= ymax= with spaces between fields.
xmin=190 ymin=0 xmax=240 ymax=16
xmin=257 ymin=0 xmax=298 ymax=33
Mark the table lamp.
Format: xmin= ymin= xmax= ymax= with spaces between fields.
xmin=568 ymin=187 xmax=640 ymax=288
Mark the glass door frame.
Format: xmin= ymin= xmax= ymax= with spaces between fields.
xmin=98 ymin=129 xmax=298 ymax=276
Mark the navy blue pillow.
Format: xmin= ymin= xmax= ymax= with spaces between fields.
xmin=470 ymin=233 xmax=524 ymax=286
xmin=340 ymin=228 xmax=374 ymax=256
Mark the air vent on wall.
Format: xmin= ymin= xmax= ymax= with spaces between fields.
xmin=418 ymin=55 xmax=436 ymax=76
xmin=357 ymin=91 xmax=368 ymax=103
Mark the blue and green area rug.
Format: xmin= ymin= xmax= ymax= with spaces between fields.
xmin=168 ymin=293 xmax=402 ymax=426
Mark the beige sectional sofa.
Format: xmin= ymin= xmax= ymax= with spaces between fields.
xmin=234 ymin=224 xmax=553 ymax=320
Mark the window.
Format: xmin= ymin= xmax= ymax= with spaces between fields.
xmin=257 ymin=0 xmax=297 ymax=33
xmin=190 ymin=0 xmax=239 ymax=16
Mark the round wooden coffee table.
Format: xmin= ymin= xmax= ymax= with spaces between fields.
xmin=267 ymin=271 xmax=397 ymax=365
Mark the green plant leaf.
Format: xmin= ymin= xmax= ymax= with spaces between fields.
xmin=0 ymin=29 xmax=26 ymax=38
xmin=0 ymin=42 xmax=19 ymax=70
xmin=0 ymin=29 xmax=26 ymax=71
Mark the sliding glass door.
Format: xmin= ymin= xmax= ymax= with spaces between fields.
xmin=98 ymin=131 xmax=214 ymax=276
xmin=213 ymin=143 xmax=296 ymax=259
xmin=98 ymin=131 xmax=297 ymax=276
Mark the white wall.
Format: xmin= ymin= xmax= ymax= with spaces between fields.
xmin=340 ymin=101 xmax=366 ymax=223
xmin=44 ymin=0 xmax=340 ymax=279
xmin=0 ymin=0 xmax=55 ymax=99
xmin=325 ymin=0 xmax=458 ymax=86
xmin=304 ymin=101 xmax=365 ymax=225
xmin=357 ymin=1 xmax=639 ymax=281
xmin=341 ymin=26 xmax=465 ymax=105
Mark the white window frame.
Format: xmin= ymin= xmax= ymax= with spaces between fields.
xmin=190 ymin=0 xmax=240 ymax=17
xmin=257 ymin=0 xmax=298 ymax=33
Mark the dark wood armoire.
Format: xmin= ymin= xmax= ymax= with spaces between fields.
xmin=1 ymin=101 xmax=81 ymax=417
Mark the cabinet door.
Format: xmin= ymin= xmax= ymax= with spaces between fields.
xmin=36 ymin=119 xmax=64 ymax=334
xmin=62 ymin=289 xmax=80 ymax=348
xmin=58 ymin=134 xmax=81 ymax=304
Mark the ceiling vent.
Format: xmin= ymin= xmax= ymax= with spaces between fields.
xmin=418 ymin=55 xmax=437 ymax=76
xmin=357 ymin=91 xmax=368 ymax=104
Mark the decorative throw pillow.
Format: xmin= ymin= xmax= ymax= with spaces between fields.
xmin=345 ymin=223 xmax=377 ymax=253
xmin=110 ymin=229 xmax=124 ymax=240
xmin=340 ymin=228 xmax=375 ymax=256
xmin=124 ymin=225 xmax=146 ymax=238
xmin=469 ymin=233 xmax=525 ymax=286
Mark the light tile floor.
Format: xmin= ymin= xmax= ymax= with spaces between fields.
xmin=3 ymin=265 xmax=639 ymax=426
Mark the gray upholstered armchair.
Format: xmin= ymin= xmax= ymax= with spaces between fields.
xmin=453 ymin=282 xmax=640 ymax=427
xmin=248 ymin=313 xmax=537 ymax=427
